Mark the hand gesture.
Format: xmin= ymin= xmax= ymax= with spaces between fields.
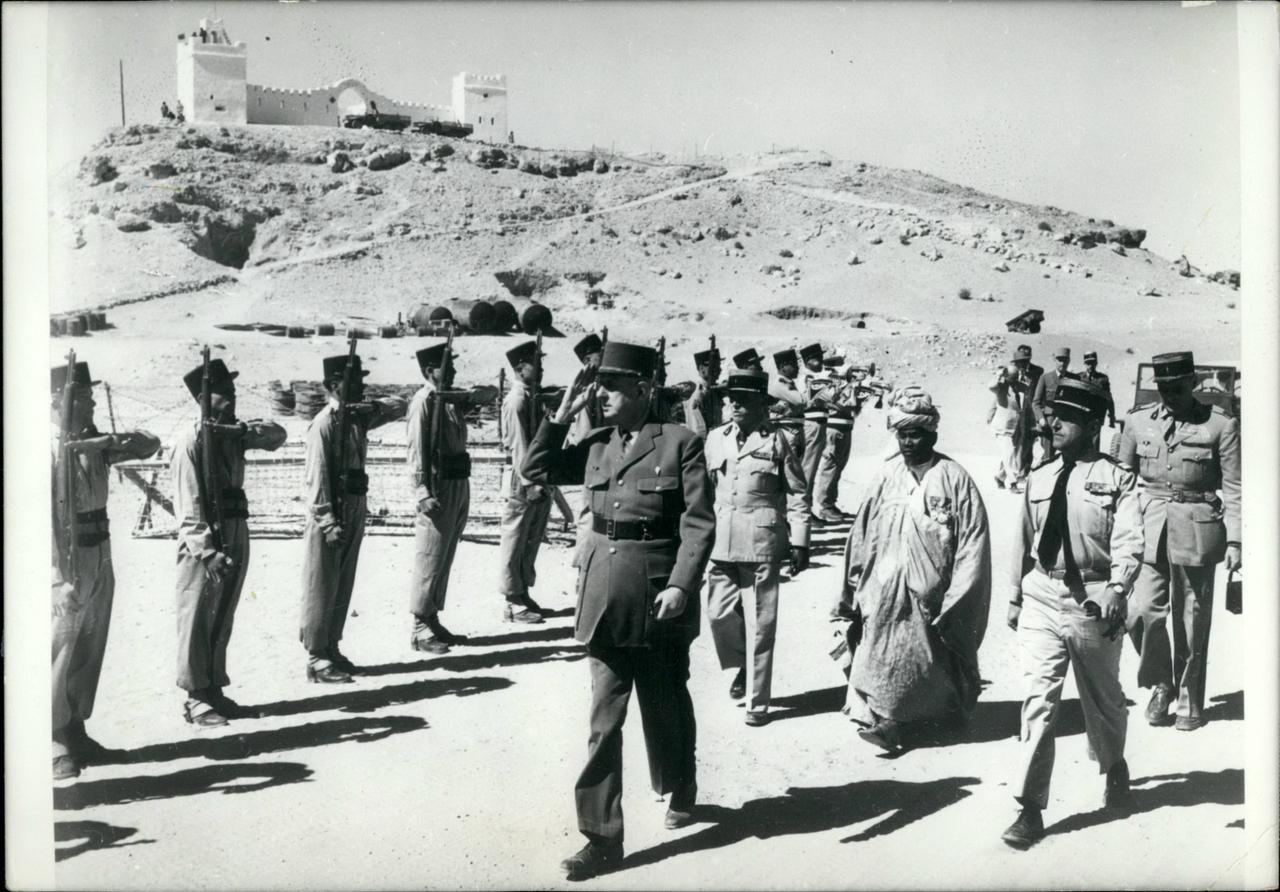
xmin=1006 ymin=602 xmax=1022 ymax=632
xmin=653 ymin=586 xmax=688 ymax=620
xmin=553 ymin=367 xmax=597 ymax=424
xmin=418 ymin=497 xmax=443 ymax=519
xmin=204 ymin=550 xmax=234 ymax=584
xmin=525 ymin=484 xmax=547 ymax=502
xmin=324 ymin=525 xmax=346 ymax=546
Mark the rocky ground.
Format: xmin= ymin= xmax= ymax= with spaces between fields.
xmin=44 ymin=122 xmax=1251 ymax=889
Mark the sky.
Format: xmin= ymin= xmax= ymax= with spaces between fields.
xmin=45 ymin=1 xmax=1242 ymax=270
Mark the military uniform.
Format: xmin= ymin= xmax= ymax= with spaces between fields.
xmin=172 ymin=359 xmax=285 ymax=716
xmin=1031 ymin=351 xmax=1078 ymax=462
xmin=705 ymin=376 xmax=810 ymax=717
xmin=767 ymin=356 xmax=807 ymax=474
xmin=497 ymin=342 xmax=553 ymax=618
xmin=299 ymin=355 xmax=405 ymax=674
xmin=51 ymin=361 xmax=160 ymax=776
xmin=1077 ymin=353 xmax=1116 ymax=427
xmin=523 ymin=341 xmax=714 ymax=850
xmin=1008 ymin=379 xmax=1143 ymax=825
xmin=990 ymin=353 xmax=1037 ymax=491
xmin=797 ymin=345 xmax=832 ymax=508
xmin=1117 ymin=351 xmax=1240 ymax=727
xmin=567 ymin=335 xmax=606 ymax=570
xmin=682 ymin=380 xmax=724 ymax=439
xmin=406 ymin=344 xmax=471 ymax=643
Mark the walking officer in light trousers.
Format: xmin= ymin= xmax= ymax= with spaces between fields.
xmin=1118 ymin=350 xmax=1240 ymax=731
xmin=705 ymin=367 xmax=810 ymax=726
xmin=406 ymin=341 xmax=474 ymax=655
xmin=522 ymin=339 xmax=715 ymax=881
xmin=172 ymin=357 xmax=285 ymax=727
xmin=1002 ymin=378 xmax=1143 ymax=850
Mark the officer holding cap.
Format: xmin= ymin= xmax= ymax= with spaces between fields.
xmin=406 ymin=341 xmax=473 ymax=654
xmin=1117 ymin=350 xmax=1241 ymax=731
xmin=173 ymin=357 xmax=285 ymax=726
xmin=1003 ymin=377 xmax=1143 ymax=849
xmin=497 ymin=339 xmax=553 ymax=624
xmin=523 ymin=339 xmax=714 ymax=881
xmin=705 ymin=367 xmax=810 ymax=726
xmin=51 ymin=359 xmax=160 ymax=779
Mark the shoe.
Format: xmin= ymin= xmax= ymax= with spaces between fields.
xmin=503 ymin=603 xmax=544 ymax=624
xmin=665 ymin=782 xmax=697 ymax=829
xmin=183 ymin=696 xmax=230 ymax=728
xmin=1001 ymin=806 xmax=1044 ymax=850
xmin=306 ymin=661 xmax=354 ymax=684
xmin=53 ymin=753 xmax=81 ymax=781
xmin=729 ymin=668 xmax=746 ymax=701
xmin=427 ymin=616 xmax=468 ymax=645
xmin=1104 ymin=759 xmax=1134 ymax=812
xmin=745 ymin=710 xmax=771 ymax=727
xmin=1145 ymin=684 xmax=1174 ymax=726
xmin=411 ymin=634 xmax=450 ymax=655
xmin=1175 ymin=714 xmax=1205 ymax=732
xmin=857 ymin=719 xmax=902 ymax=752
xmin=560 ymin=839 xmax=623 ymax=880
xmin=521 ymin=594 xmax=547 ymax=615
xmin=328 ymin=650 xmax=359 ymax=676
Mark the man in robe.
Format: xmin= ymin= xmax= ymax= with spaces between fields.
xmin=836 ymin=386 xmax=992 ymax=750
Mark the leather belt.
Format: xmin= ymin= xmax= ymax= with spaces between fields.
xmin=827 ymin=416 xmax=854 ymax=430
xmin=1143 ymin=488 xmax=1212 ymax=504
xmin=803 ymin=409 xmax=828 ymax=423
xmin=75 ymin=508 xmax=108 ymax=524
xmin=592 ymin=515 xmax=677 ymax=541
xmin=76 ymin=530 xmax=110 ymax=547
xmin=441 ymin=453 xmax=471 ymax=479
xmin=1037 ymin=565 xmax=1108 ymax=584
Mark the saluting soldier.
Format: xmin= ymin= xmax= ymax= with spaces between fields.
xmin=522 ymin=340 xmax=715 ymax=881
xmin=406 ymin=342 xmax=472 ymax=655
xmin=1117 ymin=350 xmax=1240 ymax=731
xmin=51 ymin=360 xmax=160 ymax=779
xmin=705 ymin=368 xmax=810 ymax=726
xmin=173 ymin=358 xmax=285 ymax=727
xmin=1002 ymin=378 xmax=1143 ymax=849
xmin=682 ymin=345 xmax=723 ymax=439
xmin=568 ymin=333 xmax=605 ymax=569
xmin=768 ymin=348 xmax=807 ymax=471
xmin=797 ymin=343 xmax=832 ymax=517
xmin=497 ymin=339 xmax=553 ymax=624
xmin=299 ymin=352 xmax=406 ymax=683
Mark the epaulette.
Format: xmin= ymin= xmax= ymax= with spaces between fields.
xmin=1092 ymin=452 xmax=1121 ymax=466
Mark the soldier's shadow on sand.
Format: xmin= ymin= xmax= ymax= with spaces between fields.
xmin=247 ymin=675 xmax=513 ymax=717
xmin=1046 ymin=768 xmax=1244 ymax=838
xmin=357 ymin=641 xmax=584 ymax=677
xmin=1203 ymin=690 xmax=1243 ymax=722
xmin=621 ymin=776 xmax=980 ymax=872
xmin=99 ymin=714 xmax=430 ymax=766
xmin=55 ymin=761 xmax=314 ymax=811
xmin=55 ymin=820 xmax=154 ymax=862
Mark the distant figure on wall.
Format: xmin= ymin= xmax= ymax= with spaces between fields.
xmin=369 ymin=100 xmax=380 ymax=118
xmin=508 ymin=130 xmax=515 ymax=144
xmin=160 ymin=101 xmax=174 ymax=122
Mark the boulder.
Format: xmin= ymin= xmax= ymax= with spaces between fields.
xmin=145 ymin=200 xmax=185 ymax=224
xmin=83 ymin=155 xmax=118 ymax=185
xmin=328 ymin=151 xmax=355 ymax=174
xmin=593 ymin=158 xmax=610 ymax=174
xmin=114 ymin=211 xmax=150 ymax=232
xmin=147 ymin=161 xmax=178 ymax=179
xmin=1109 ymin=243 xmax=1126 ymax=256
xmin=713 ymin=226 xmax=736 ymax=241
xmin=518 ymin=157 xmax=541 ymax=175
xmin=432 ymin=143 xmax=455 ymax=159
xmin=367 ymin=147 xmax=410 ymax=171
xmin=847 ymin=253 xmax=862 ymax=266
xmin=1174 ymin=255 xmax=1195 ymax=277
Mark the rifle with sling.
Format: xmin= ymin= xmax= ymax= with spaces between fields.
xmin=198 ymin=346 xmax=227 ymax=555
xmin=331 ymin=333 xmax=364 ymax=522
xmin=57 ymin=350 xmax=79 ymax=588
xmin=427 ymin=327 xmax=456 ymax=497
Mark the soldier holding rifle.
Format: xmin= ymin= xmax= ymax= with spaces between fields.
xmin=683 ymin=336 xmax=723 ymax=438
xmin=51 ymin=354 xmax=160 ymax=779
xmin=299 ymin=338 xmax=406 ymax=682
xmin=406 ymin=335 xmax=475 ymax=655
xmin=172 ymin=350 xmax=285 ymax=726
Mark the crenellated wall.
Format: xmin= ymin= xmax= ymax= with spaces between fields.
xmin=177 ymin=22 xmax=248 ymax=125
xmin=245 ymin=78 xmax=454 ymax=127
xmin=452 ymin=72 xmax=508 ymax=143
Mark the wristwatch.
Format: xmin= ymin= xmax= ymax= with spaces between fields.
xmin=1109 ymin=583 xmax=1126 ymax=597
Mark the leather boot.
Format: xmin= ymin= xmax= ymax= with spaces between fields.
xmin=1001 ymin=804 xmax=1044 ymax=850
xmin=560 ymin=838 xmax=623 ymax=880
xmin=1145 ymin=683 xmax=1174 ymax=726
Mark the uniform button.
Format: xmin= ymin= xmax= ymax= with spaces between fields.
xmin=618 ymin=479 xmax=624 ymax=486
xmin=613 ymin=501 xmax=620 ymax=509
xmin=608 ymin=546 xmax=617 ymax=555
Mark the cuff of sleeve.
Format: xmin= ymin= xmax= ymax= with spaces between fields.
xmin=790 ymin=523 xmax=810 ymax=549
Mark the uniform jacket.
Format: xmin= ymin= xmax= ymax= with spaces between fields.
xmin=304 ymin=397 xmax=405 ymax=534
xmin=173 ymin=417 xmax=285 ymax=559
xmin=1031 ymin=369 xmax=1079 ymax=424
xmin=989 ymin=368 xmax=1035 ymax=439
xmin=406 ymin=381 xmax=469 ymax=503
xmin=705 ymin=421 xmax=809 ymax=562
xmin=799 ymin=367 xmax=835 ymax=419
xmin=502 ymin=381 xmax=539 ymax=492
xmin=1077 ymin=369 xmax=1116 ymax=424
xmin=768 ymin=375 xmax=805 ymax=418
xmin=1117 ymin=401 xmax=1241 ymax=566
xmin=683 ymin=381 xmax=723 ymax=439
xmin=1009 ymin=453 xmax=1144 ymax=603
xmin=522 ymin=417 xmax=715 ymax=647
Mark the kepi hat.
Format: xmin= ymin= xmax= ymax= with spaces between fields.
xmin=598 ymin=341 xmax=658 ymax=378
xmin=506 ymin=340 xmax=543 ymax=369
xmin=1151 ymin=350 xmax=1196 ymax=382
xmin=723 ymin=368 xmax=769 ymax=397
xmin=693 ymin=348 xmax=721 ymax=367
xmin=51 ymin=361 xmax=99 ymax=394
xmin=1051 ymin=378 xmax=1111 ymax=420
xmin=573 ymin=333 xmax=604 ymax=362
xmin=732 ymin=347 xmax=763 ymax=369
xmin=799 ymin=343 xmax=824 ymax=363
xmin=773 ymin=348 xmax=798 ymax=369
xmin=1054 ymin=347 xmax=1071 ymax=360
xmin=182 ymin=358 xmax=239 ymax=400
xmin=322 ymin=354 xmax=370 ymax=383
xmin=416 ymin=343 xmax=455 ymax=370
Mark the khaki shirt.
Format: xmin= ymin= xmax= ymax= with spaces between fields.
xmin=305 ymin=397 xmax=405 ymax=533
xmin=501 ymin=381 xmax=538 ymax=490
xmin=1009 ymin=453 xmax=1143 ymax=602
xmin=683 ymin=381 xmax=723 ymax=439
xmin=1117 ymin=401 xmax=1241 ymax=565
xmin=406 ymin=382 xmax=469 ymax=502
xmin=705 ymin=421 xmax=810 ymax=562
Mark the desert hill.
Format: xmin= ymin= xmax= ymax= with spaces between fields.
xmin=49 ymin=122 xmax=1240 ymax=452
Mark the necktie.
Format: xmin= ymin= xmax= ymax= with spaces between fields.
xmin=1038 ymin=461 xmax=1079 ymax=576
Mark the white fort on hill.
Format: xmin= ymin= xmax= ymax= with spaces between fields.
xmin=176 ymin=18 xmax=508 ymax=141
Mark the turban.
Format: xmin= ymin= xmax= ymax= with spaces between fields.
xmin=885 ymin=385 xmax=940 ymax=432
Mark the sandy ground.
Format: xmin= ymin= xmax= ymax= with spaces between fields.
xmin=52 ymin=440 xmax=1252 ymax=890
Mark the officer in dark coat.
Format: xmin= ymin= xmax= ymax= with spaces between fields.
xmin=1077 ymin=351 xmax=1116 ymax=427
xmin=522 ymin=340 xmax=715 ymax=881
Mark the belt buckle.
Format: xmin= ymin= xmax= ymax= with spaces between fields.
xmin=605 ymin=517 xmax=617 ymax=539
xmin=1171 ymin=491 xmax=1186 ymax=503
xmin=640 ymin=522 xmax=653 ymax=542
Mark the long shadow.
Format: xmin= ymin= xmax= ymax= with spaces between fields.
xmin=99 ymin=714 xmax=429 ymax=767
xmin=1047 ymin=768 xmax=1244 ymax=838
xmin=900 ymin=698 xmax=1085 ymax=752
xmin=1204 ymin=690 xmax=1243 ymax=722
xmin=55 ymin=761 xmax=313 ymax=811
xmin=769 ymin=685 xmax=846 ymax=722
xmin=357 ymin=643 xmax=583 ymax=678
xmin=462 ymin=625 xmax=575 ymax=648
xmin=250 ymin=674 xmax=513 ymax=718
xmin=54 ymin=820 xmax=154 ymax=862
xmin=623 ymin=777 xmax=980 ymax=872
